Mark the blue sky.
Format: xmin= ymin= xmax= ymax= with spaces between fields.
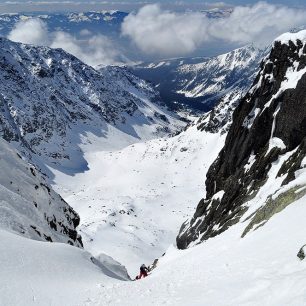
xmin=4 ymin=0 xmax=306 ymax=62
xmin=0 ymin=0 xmax=305 ymax=13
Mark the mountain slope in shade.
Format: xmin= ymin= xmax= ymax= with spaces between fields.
xmin=0 ymin=38 xmax=184 ymax=174
xmin=177 ymin=30 xmax=306 ymax=249
xmin=0 ymin=138 xmax=82 ymax=246
xmin=132 ymin=45 xmax=267 ymax=112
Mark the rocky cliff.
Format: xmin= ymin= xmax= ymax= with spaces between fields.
xmin=0 ymin=138 xmax=82 ymax=246
xmin=177 ymin=30 xmax=306 ymax=249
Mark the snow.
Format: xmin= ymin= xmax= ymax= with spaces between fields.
xmin=4 ymin=145 xmax=306 ymax=306
xmin=243 ymin=107 xmax=260 ymax=129
xmin=244 ymin=153 xmax=256 ymax=172
xmin=275 ymin=30 xmax=306 ymax=45
xmin=0 ymin=229 xmax=128 ymax=306
xmin=212 ymin=190 xmax=225 ymax=200
xmin=0 ymin=138 xmax=82 ymax=246
xmin=83 ymin=192 xmax=306 ymax=306
xmin=0 ymin=38 xmax=184 ymax=174
xmin=51 ymin=124 xmax=226 ymax=277
xmin=2 ymin=178 xmax=306 ymax=306
xmin=263 ymin=57 xmax=306 ymax=111
xmin=301 ymin=156 xmax=306 ymax=167
xmin=243 ymin=148 xmax=297 ymax=219
xmin=266 ymin=137 xmax=286 ymax=155
xmin=1 ymin=28 xmax=306 ymax=306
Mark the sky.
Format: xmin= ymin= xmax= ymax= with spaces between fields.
xmin=0 ymin=0 xmax=305 ymax=14
xmin=3 ymin=0 xmax=306 ymax=66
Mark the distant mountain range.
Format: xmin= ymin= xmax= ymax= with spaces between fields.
xmin=132 ymin=45 xmax=268 ymax=112
xmin=0 ymin=11 xmax=127 ymax=37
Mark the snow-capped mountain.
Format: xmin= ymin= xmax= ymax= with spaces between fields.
xmin=132 ymin=45 xmax=267 ymax=112
xmin=0 ymin=138 xmax=82 ymax=246
xmin=0 ymin=11 xmax=127 ymax=37
xmin=0 ymin=37 xmax=184 ymax=173
xmin=177 ymin=30 xmax=306 ymax=249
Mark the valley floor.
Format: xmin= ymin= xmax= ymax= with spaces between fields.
xmin=51 ymin=125 xmax=225 ymax=276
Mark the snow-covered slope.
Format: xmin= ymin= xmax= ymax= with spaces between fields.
xmin=48 ymin=47 xmax=241 ymax=275
xmin=52 ymin=121 xmax=226 ymax=276
xmin=0 ymin=229 xmax=130 ymax=306
xmin=3 ymin=183 xmax=306 ymax=305
xmin=87 ymin=195 xmax=306 ymax=305
xmin=133 ymin=45 xmax=267 ymax=112
xmin=0 ymin=37 xmax=183 ymax=173
xmin=177 ymin=29 xmax=306 ymax=249
xmin=0 ymin=138 xmax=82 ymax=246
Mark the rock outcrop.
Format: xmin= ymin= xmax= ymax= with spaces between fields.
xmin=177 ymin=30 xmax=306 ymax=249
xmin=297 ymin=245 xmax=306 ymax=260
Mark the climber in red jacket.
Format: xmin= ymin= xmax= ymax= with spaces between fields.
xmin=136 ymin=264 xmax=149 ymax=279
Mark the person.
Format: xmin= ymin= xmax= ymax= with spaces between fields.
xmin=139 ymin=264 xmax=148 ymax=279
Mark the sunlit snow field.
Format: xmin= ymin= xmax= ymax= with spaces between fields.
xmin=52 ymin=125 xmax=225 ymax=276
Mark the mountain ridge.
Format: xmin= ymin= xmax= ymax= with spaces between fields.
xmin=177 ymin=30 xmax=306 ymax=249
xmin=0 ymin=37 xmax=184 ymax=175
xmin=132 ymin=44 xmax=268 ymax=112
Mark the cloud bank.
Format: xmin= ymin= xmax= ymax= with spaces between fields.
xmin=8 ymin=18 xmax=49 ymax=45
xmin=8 ymin=18 xmax=120 ymax=66
xmin=122 ymin=2 xmax=306 ymax=56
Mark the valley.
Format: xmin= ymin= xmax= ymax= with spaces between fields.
xmin=51 ymin=124 xmax=225 ymax=276
xmin=1 ymin=4 xmax=306 ymax=306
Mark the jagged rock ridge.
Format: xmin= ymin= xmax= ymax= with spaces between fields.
xmin=177 ymin=30 xmax=306 ymax=249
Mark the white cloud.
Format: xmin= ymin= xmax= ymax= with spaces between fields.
xmin=7 ymin=18 xmax=120 ymax=66
xmin=121 ymin=4 xmax=209 ymax=56
xmin=209 ymin=2 xmax=306 ymax=46
xmin=122 ymin=2 xmax=306 ymax=56
xmin=51 ymin=31 xmax=120 ymax=67
xmin=8 ymin=18 xmax=50 ymax=45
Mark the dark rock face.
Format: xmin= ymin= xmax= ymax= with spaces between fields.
xmin=297 ymin=245 xmax=306 ymax=260
xmin=177 ymin=35 xmax=306 ymax=249
xmin=196 ymin=90 xmax=242 ymax=135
